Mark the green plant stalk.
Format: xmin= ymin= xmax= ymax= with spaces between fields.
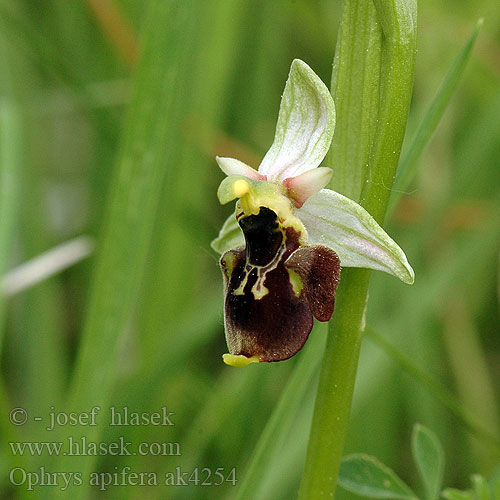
xmin=299 ymin=1 xmax=416 ymax=498
xmin=328 ymin=0 xmax=382 ymax=203
xmin=237 ymin=17 xmax=480 ymax=500
xmin=360 ymin=0 xmax=417 ymax=223
xmin=299 ymin=268 xmax=371 ymax=499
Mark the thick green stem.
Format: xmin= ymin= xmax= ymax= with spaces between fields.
xmin=361 ymin=0 xmax=418 ymax=224
xmin=298 ymin=268 xmax=370 ymax=498
xmin=298 ymin=1 xmax=416 ymax=498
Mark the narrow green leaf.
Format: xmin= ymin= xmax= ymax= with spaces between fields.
xmin=0 ymin=102 xmax=25 ymax=476
xmin=68 ymin=0 xmax=194 ymax=408
xmin=366 ymin=327 xmax=500 ymax=452
xmin=137 ymin=0 xmax=248 ymax=367
xmin=338 ymin=454 xmax=417 ymax=499
xmin=498 ymin=252 xmax=500 ymax=319
xmin=49 ymin=1 xmax=196 ymax=498
xmin=411 ymin=423 xmax=445 ymax=500
xmin=0 ymin=101 xmax=21 ymax=354
xmin=388 ymin=19 xmax=483 ymax=214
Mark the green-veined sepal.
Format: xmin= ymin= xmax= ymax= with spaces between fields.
xmin=296 ymin=189 xmax=414 ymax=284
xmin=258 ymin=59 xmax=336 ymax=181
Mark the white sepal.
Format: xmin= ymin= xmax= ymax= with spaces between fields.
xmin=258 ymin=59 xmax=336 ymax=181
xmin=216 ymin=156 xmax=264 ymax=180
xmin=296 ymin=189 xmax=415 ymax=284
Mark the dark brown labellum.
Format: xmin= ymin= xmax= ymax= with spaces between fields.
xmin=220 ymin=207 xmax=341 ymax=362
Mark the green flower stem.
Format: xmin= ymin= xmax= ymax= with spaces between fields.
xmin=299 ymin=1 xmax=416 ymax=498
xmin=299 ymin=267 xmax=370 ymax=499
xmin=328 ymin=0 xmax=382 ymax=203
xmin=360 ymin=0 xmax=417 ymax=224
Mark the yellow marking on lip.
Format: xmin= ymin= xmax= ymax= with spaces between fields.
xmin=223 ymin=354 xmax=260 ymax=367
xmin=287 ymin=268 xmax=304 ymax=297
xmin=222 ymin=252 xmax=237 ymax=277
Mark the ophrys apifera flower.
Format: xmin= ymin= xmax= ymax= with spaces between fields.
xmin=212 ymin=59 xmax=414 ymax=367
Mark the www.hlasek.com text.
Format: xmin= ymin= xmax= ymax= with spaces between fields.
xmin=10 ymin=436 xmax=180 ymax=457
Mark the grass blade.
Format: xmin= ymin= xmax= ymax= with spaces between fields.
xmin=1 ymin=236 xmax=94 ymax=296
xmin=0 ymin=101 xmax=22 ymax=355
xmin=49 ymin=1 xmax=196 ymax=498
xmin=232 ymin=327 xmax=325 ymax=500
xmin=366 ymin=326 xmax=500 ymax=452
xmin=388 ymin=19 xmax=483 ymax=213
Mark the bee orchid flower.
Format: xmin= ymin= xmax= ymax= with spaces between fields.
xmin=212 ymin=59 xmax=414 ymax=367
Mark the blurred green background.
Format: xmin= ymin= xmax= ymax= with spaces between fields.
xmin=0 ymin=0 xmax=499 ymax=498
